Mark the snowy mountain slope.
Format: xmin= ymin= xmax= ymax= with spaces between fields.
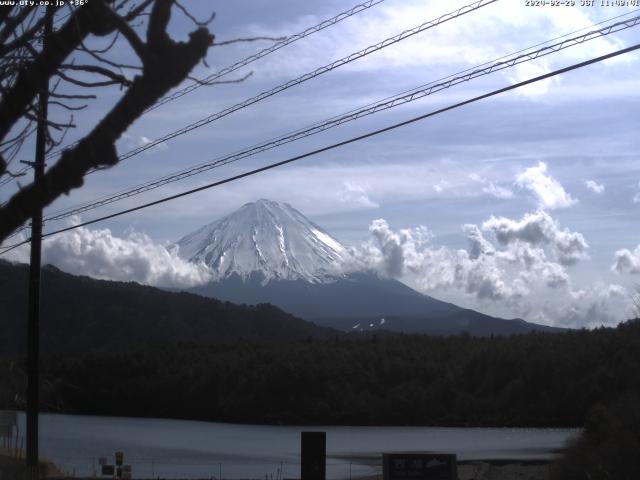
xmin=180 ymin=199 xmax=559 ymax=336
xmin=175 ymin=199 xmax=345 ymax=283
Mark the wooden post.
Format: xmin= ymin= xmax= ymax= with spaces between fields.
xmin=26 ymin=8 xmax=53 ymax=480
xmin=301 ymin=432 xmax=326 ymax=480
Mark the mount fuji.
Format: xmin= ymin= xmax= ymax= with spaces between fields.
xmin=176 ymin=199 xmax=344 ymax=284
xmin=178 ymin=199 xmax=562 ymax=336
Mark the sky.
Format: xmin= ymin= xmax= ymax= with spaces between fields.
xmin=1 ymin=0 xmax=639 ymax=327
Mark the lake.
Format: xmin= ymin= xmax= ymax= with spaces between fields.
xmin=14 ymin=412 xmax=578 ymax=479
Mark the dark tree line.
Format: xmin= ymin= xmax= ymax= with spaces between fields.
xmin=2 ymin=319 xmax=639 ymax=428
xmin=0 ymin=261 xmax=335 ymax=356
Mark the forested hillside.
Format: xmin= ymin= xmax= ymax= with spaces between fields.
xmin=0 ymin=261 xmax=333 ymax=354
xmin=3 ymin=321 xmax=638 ymax=427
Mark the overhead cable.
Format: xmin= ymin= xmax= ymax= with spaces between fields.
xmin=39 ymin=14 xmax=640 ymax=224
xmin=2 ymin=41 xmax=638 ymax=255
xmin=147 ymin=0 xmax=389 ymax=113
xmin=0 ymin=165 xmax=30 ymax=188
xmin=7 ymin=7 xmax=636 ymax=192
xmin=97 ymin=0 xmax=499 ymax=163
xmin=42 ymin=0 xmax=390 ymax=162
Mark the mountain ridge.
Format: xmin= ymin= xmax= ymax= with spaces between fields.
xmin=0 ymin=260 xmax=335 ymax=355
xmin=190 ymin=271 xmax=564 ymax=336
xmin=181 ymin=199 xmax=564 ymax=336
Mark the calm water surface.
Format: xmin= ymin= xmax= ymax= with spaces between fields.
xmin=16 ymin=413 xmax=578 ymax=479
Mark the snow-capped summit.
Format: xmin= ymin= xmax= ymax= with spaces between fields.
xmin=179 ymin=200 xmax=554 ymax=337
xmin=175 ymin=199 xmax=345 ymax=283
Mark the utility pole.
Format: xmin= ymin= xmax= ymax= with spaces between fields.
xmin=26 ymin=7 xmax=52 ymax=480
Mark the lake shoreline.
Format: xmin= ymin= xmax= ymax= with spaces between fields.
xmin=4 ymin=408 xmax=583 ymax=430
xmin=8 ymin=412 xmax=577 ymax=479
xmin=3 ymin=450 xmax=556 ymax=480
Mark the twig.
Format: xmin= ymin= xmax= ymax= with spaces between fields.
xmin=56 ymin=70 xmax=126 ymax=88
xmin=213 ymin=36 xmax=288 ymax=47
xmin=175 ymin=1 xmax=215 ymax=27
xmin=60 ymin=63 xmax=133 ymax=86
xmin=49 ymin=100 xmax=88 ymax=111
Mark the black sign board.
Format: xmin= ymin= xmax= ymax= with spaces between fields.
xmin=383 ymin=453 xmax=457 ymax=480
xmin=301 ymin=431 xmax=326 ymax=480
xmin=101 ymin=465 xmax=115 ymax=476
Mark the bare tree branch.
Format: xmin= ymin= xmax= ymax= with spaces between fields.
xmin=0 ymin=121 xmax=33 ymax=148
xmin=0 ymin=13 xmax=48 ymax=56
xmin=0 ymin=1 xmax=114 ymax=143
xmin=48 ymin=100 xmax=88 ymax=111
xmin=0 ymin=8 xmax=13 ymax=30
xmin=0 ymin=7 xmax=35 ymax=45
xmin=80 ymin=30 xmax=120 ymax=54
xmin=123 ymin=0 xmax=156 ymax=21
xmin=106 ymin=8 xmax=148 ymax=60
xmin=23 ymin=109 xmax=75 ymax=130
xmin=77 ymin=41 xmax=143 ymax=71
xmin=49 ymin=92 xmax=97 ymax=100
xmin=0 ymin=0 xmax=214 ymax=242
xmin=174 ymin=1 xmax=215 ymax=28
xmin=60 ymin=63 xmax=133 ymax=86
xmin=56 ymin=70 xmax=126 ymax=88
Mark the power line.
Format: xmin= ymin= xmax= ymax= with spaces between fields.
xmin=147 ymin=0 xmax=389 ymax=113
xmin=4 ymin=7 xmax=637 ymax=195
xmin=0 ymin=165 xmax=30 ymax=188
xmin=95 ymin=0 xmax=499 ymax=163
xmin=24 ymin=0 xmax=496 ymax=199
xmin=2 ymin=41 xmax=638 ymax=255
xmin=38 ymin=14 xmax=640 ymax=225
xmin=5 ymin=13 xmax=637 ymax=247
xmin=42 ymin=0 xmax=390 ymax=162
xmin=32 ymin=4 xmax=636 ymax=180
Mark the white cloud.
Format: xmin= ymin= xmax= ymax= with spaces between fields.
xmin=482 ymin=182 xmax=514 ymax=199
xmin=3 ymin=225 xmax=211 ymax=288
xmin=507 ymin=60 xmax=556 ymax=98
xmin=516 ymin=161 xmax=577 ymax=210
xmin=361 ymin=218 xmax=432 ymax=278
xmin=138 ymin=136 xmax=169 ymax=154
xmin=558 ymin=284 xmax=630 ymax=328
xmin=482 ymin=210 xmax=588 ymax=266
xmin=585 ymin=179 xmax=605 ymax=194
xmin=433 ymin=179 xmax=448 ymax=193
xmin=463 ymin=224 xmax=495 ymax=260
xmin=612 ymin=245 xmax=640 ymax=274
xmin=344 ymin=211 xmax=625 ymax=327
xmin=120 ymin=133 xmax=169 ymax=155
xmin=241 ymin=0 xmax=630 ymax=99
xmin=339 ymin=181 xmax=378 ymax=208
xmin=469 ymin=173 xmax=514 ymax=199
